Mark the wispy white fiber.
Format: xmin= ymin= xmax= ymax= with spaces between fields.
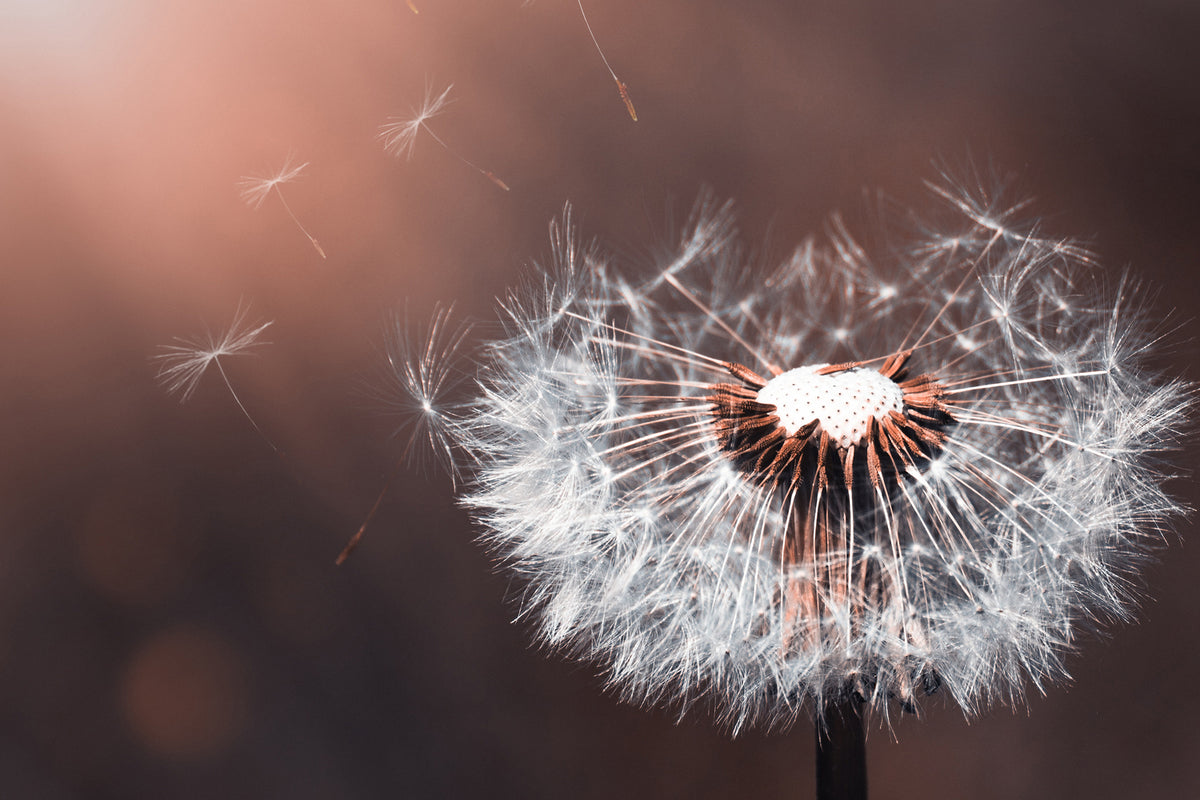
xmin=378 ymin=83 xmax=454 ymax=161
xmin=154 ymin=301 xmax=275 ymax=448
xmin=378 ymin=83 xmax=510 ymax=191
xmin=377 ymin=304 xmax=473 ymax=483
xmin=238 ymin=154 xmax=326 ymax=258
xmin=154 ymin=302 xmax=273 ymax=402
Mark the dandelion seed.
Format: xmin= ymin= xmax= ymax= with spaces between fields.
xmin=338 ymin=306 xmax=472 ymax=565
xmin=379 ymin=83 xmax=510 ymax=191
xmin=406 ymin=0 xmax=418 ymax=14
xmin=577 ymin=0 xmax=637 ymax=121
xmin=154 ymin=302 xmax=277 ymax=450
xmin=428 ymin=181 xmax=1191 ymax=738
xmin=238 ymin=156 xmax=327 ymax=258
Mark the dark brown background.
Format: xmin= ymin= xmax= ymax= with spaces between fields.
xmin=2 ymin=0 xmax=1198 ymax=797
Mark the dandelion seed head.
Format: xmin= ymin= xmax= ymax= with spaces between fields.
xmin=443 ymin=181 xmax=1191 ymax=732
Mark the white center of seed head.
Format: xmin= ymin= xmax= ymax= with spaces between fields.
xmin=756 ymin=365 xmax=905 ymax=449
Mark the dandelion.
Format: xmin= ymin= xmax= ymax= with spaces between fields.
xmin=402 ymin=182 xmax=1189 ymax=795
xmin=154 ymin=302 xmax=276 ymax=449
xmin=379 ymin=83 xmax=510 ymax=191
xmin=337 ymin=306 xmax=472 ymax=565
xmin=238 ymin=155 xmax=327 ymax=258
xmin=576 ymin=0 xmax=638 ymax=121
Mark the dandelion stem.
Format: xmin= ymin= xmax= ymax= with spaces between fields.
xmin=816 ymin=696 xmax=868 ymax=800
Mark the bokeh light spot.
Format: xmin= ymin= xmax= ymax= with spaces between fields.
xmin=120 ymin=626 xmax=248 ymax=759
xmin=75 ymin=482 xmax=197 ymax=607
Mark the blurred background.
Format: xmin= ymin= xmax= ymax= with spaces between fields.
xmin=1 ymin=0 xmax=1198 ymax=797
